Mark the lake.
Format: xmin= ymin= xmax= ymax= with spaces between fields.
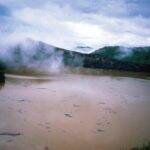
xmin=0 ymin=69 xmax=150 ymax=150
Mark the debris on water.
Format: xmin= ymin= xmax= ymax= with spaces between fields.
xmin=97 ymin=129 xmax=105 ymax=132
xmin=61 ymin=100 xmax=68 ymax=102
xmin=62 ymin=129 xmax=67 ymax=133
xmin=96 ymin=122 xmax=102 ymax=126
xmin=7 ymin=139 xmax=13 ymax=143
xmin=37 ymin=88 xmax=47 ymax=89
xmin=45 ymin=122 xmax=50 ymax=125
xmin=46 ymin=126 xmax=51 ymax=130
xmin=73 ymin=104 xmax=79 ymax=107
xmin=80 ymin=121 xmax=83 ymax=124
xmin=0 ymin=132 xmax=22 ymax=137
xmin=17 ymin=99 xmax=31 ymax=103
xmin=37 ymin=123 xmax=43 ymax=127
xmin=104 ymin=107 xmax=117 ymax=114
xmin=18 ymin=109 xmax=23 ymax=113
xmin=99 ymin=102 xmax=106 ymax=105
xmin=8 ymin=107 xmax=13 ymax=110
xmin=44 ymin=146 xmax=49 ymax=150
xmin=107 ymin=122 xmax=110 ymax=125
xmin=64 ymin=113 xmax=72 ymax=118
xmin=104 ymin=107 xmax=111 ymax=111
xmin=17 ymin=99 xmax=26 ymax=102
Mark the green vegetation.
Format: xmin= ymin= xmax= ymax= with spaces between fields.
xmin=82 ymin=46 xmax=150 ymax=72
xmin=94 ymin=46 xmax=121 ymax=58
xmin=0 ymin=42 xmax=150 ymax=73
xmin=93 ymin=46 xmax=150 ymax=66
xmin=123 ymin=47 xmax=150 ymax=65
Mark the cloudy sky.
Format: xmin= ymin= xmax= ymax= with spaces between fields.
xmin=0 ymin=0 xmax=150 ymax=50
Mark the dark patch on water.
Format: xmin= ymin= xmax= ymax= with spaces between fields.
xmin=97 ymin=129 xmax=105 ymax=132
xmin=7 ymin=139 xmax=13 ymax=143
xmin=17 ymin=99 xmax=26 ymax=102
xmin=64 ymin=113 xmax=72 ymax=118
xmin=44 ymin=146 xmax=49 ymax=150
xmin=73 ymin=104 xmax=80 ymax=107
xmin=0 ymin=132 xmax=22 ymax=137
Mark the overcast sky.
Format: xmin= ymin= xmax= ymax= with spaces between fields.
xmin=0 ymin=0 xmax=150 ymax=50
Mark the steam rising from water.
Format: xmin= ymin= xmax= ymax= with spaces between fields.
xmin=115 ymin=47 xmax=133 ymax=60
xmin=0 ymin=38 xmax=149 ymax=74
xmin=0 ymin=39 xmax=64 ymax=73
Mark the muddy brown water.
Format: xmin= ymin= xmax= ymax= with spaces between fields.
xmin=0 ymin=69 xmax=150 ymax=150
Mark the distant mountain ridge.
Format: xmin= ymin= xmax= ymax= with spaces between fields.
xmin=0 ymin=39 xmax=150 ymax=73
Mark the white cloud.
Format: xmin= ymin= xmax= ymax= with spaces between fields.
xmin=0 ymin=0 xmax=150 ymax=51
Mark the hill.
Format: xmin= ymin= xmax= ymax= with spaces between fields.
xmin=0 ymin=39 xmax=150 ymax=73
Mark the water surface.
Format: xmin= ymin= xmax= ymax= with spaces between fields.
xmin=0 ymin=70 xmax=150 ymax=150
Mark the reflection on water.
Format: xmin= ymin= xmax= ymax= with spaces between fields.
xmin=0 ymin=72 xmax=5 ymax=90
